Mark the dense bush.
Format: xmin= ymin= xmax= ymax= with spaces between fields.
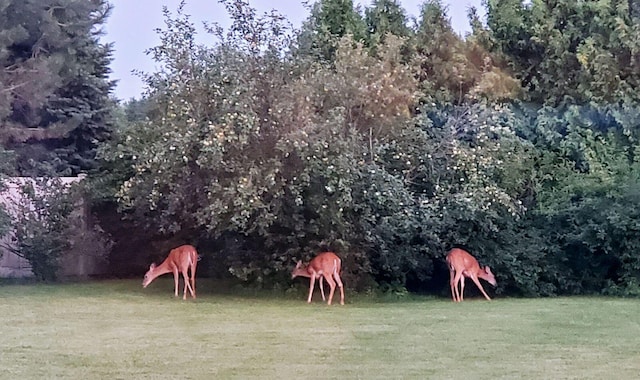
xmin=83 ymin=0 xmax=640 ymax=296
xmin=97 ymin=3 xmax=536 ymax=290
xmin=5 ymin=179 xmax=75 ymax=281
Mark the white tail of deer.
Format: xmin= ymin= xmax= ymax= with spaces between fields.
xmin=446 ymin=248 xmax=496 ymax=302
xmin=142 ymin=245 xmax=199 ymax=300
xmin=292 ymin=252 xmax=345 ymax=305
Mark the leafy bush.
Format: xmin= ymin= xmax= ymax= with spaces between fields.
xmin=8 ymin=179 xmax=75 ymax=281
xmin=93 ymin=0 xmax=640 ymax=297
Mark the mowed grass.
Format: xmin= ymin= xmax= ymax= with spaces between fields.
xmin=1 ymin=279 xmax=639 ymax=379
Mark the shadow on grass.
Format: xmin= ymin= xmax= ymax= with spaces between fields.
xmin=0 ymin=276 xmax=443 ymax=305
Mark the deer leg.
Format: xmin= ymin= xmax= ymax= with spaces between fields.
xmin=470 ymin=275 xmax=492 ymax=301
xmin=172 ymin=268 xmax=180 ymax=297
xmin=460 ymin=276 xmax=466 ymax=302
xmin=333 ymin=272 xmax=345 ymax=305
xmin=449 ymin=269 xmax=458 ymax=302
xmin=307 ymin=274 xmax=317 ymax=303
xmin=452 ymin=271 xmax=463 ymax=302
xmin=183 ymin=265 xmax=195 ymax=299
xmin=324 ymin=274 xmax=336 ymax=305
xmin=319 ymin=277 xmax=326 ymax=301
xmin=182 ymin=272 xmax=187 ymax=300
xmin=190 ymin=262 xmax=197 ymax=299
xmin=181 ymin=269 xmax=194 ymax=300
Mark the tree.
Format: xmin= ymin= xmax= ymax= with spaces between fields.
xmin=2 ymin=178 xmax=75 ymax=281
xmin=98 ymin=0 xmax=298 ymax=237
xmin=96 ymin=0 xmax=538 ymax=291
xmin=95 ymin=0 xmax=640 ymax=296
xmin=364 ymin=0 xmax=412 ymax=49
xmin=0 ymin=0 xmax=116 ymax=176
xmin=410 ymin=0 xmax=519 ymax=104
xmin=483 ymin=0 xmax=640 ymax=105
xmin=99 ymin=1 xmax=418 ymax=286
xmin=525 ymin=104 xmax=640 ymax=295
xmin=297 ymin=0 xmax=367 ymax=62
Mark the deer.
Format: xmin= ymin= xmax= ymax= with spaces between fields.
xmin=292 ymin=252 xmax=345 ymax=305
xmin=446 ymin=248 xmax=496 ymax=302
xmin=142 ymin=245 xmax=199 ymax=300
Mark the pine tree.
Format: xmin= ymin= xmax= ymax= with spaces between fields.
xmin=365 ymin=0 xmax=411 ymax=40
xmin=297 ymin=0 xmax=367 ymax=62
xmin=0 ymin=0 xmax=116 ymax=176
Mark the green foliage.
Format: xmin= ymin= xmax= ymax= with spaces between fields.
xmin=364 ymin=0 xmax=412 ymax=49
xmin=7 ymin=178 xmax=76 ymax=281
xmin=121 ymin=98 xmax=153 ymax=124
xmin=528 ymin=104 xmax=640 ymax=295
xmin=297 ymin=0 xmax=367 ymax=61
xmin=291 ymin=35 xmax=417 ymax=134
xmin=94 ymin=0 xmax=640 ymax=297
xmin=408 ymin=1 xmax=520 ymax=104
xmin=99 ymin=0 xmax=297 ymax=237
xmin=99 ymin=1 xmax=430 ymax=287
xmin=484 ymin=0 xmax=640 ymax=105
xmin=0 ymin=0 xmax=116 ymax=176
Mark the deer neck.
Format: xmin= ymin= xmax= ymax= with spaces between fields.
xmin=294 ymin=266 xmax=315 ymax=278
xmin=151 ymin=259 xmax=174 ymax=278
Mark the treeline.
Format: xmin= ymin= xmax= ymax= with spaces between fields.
xmin=2 ymin=0 xmax=640 ymax=296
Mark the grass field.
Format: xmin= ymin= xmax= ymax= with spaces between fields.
xmin=1 ymin=279 xmax=639 ymax=379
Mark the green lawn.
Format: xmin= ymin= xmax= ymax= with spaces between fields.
xmin=0 ymin=279 xmax=638 ymax=379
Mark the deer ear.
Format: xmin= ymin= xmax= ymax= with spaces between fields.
xmin=295 ymin=260 xmax=302 ymax=268
xmin=485 ymin=266 xmax=492 ymax=274
xmin=149 ymin=263 xmax=156 ymax=270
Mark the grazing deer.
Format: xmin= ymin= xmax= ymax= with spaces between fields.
xmin=446 ymin=248 xmax=496 ymax=302
xmin=292 ymin=252 xmax=345 ymax=305
xmin=142 ymin=245 xmax=198 ymax=300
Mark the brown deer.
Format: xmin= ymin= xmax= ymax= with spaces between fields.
xmin=142 ymin=245 xmax=198 ymax=300
xmin=446 ymin=248 xmax=496 ymax=302
xmin=292 ymin=252 xmax=345 ymax=305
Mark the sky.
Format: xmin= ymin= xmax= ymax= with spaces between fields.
xmin=103 ymin=0 xmax=483 ymax=100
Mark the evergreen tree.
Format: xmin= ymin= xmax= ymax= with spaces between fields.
xmin=364 ymin=0 xmax=411 ymax=47
xmin=484 ymin=0 xmax=640 ymax=105
xmin=297 ymin=0 xmax=367 ymax=62
xmin=411 ymin=0 xmax=520 ymax=104
xmin=0 ymin=0 xmax=116 ymax=176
